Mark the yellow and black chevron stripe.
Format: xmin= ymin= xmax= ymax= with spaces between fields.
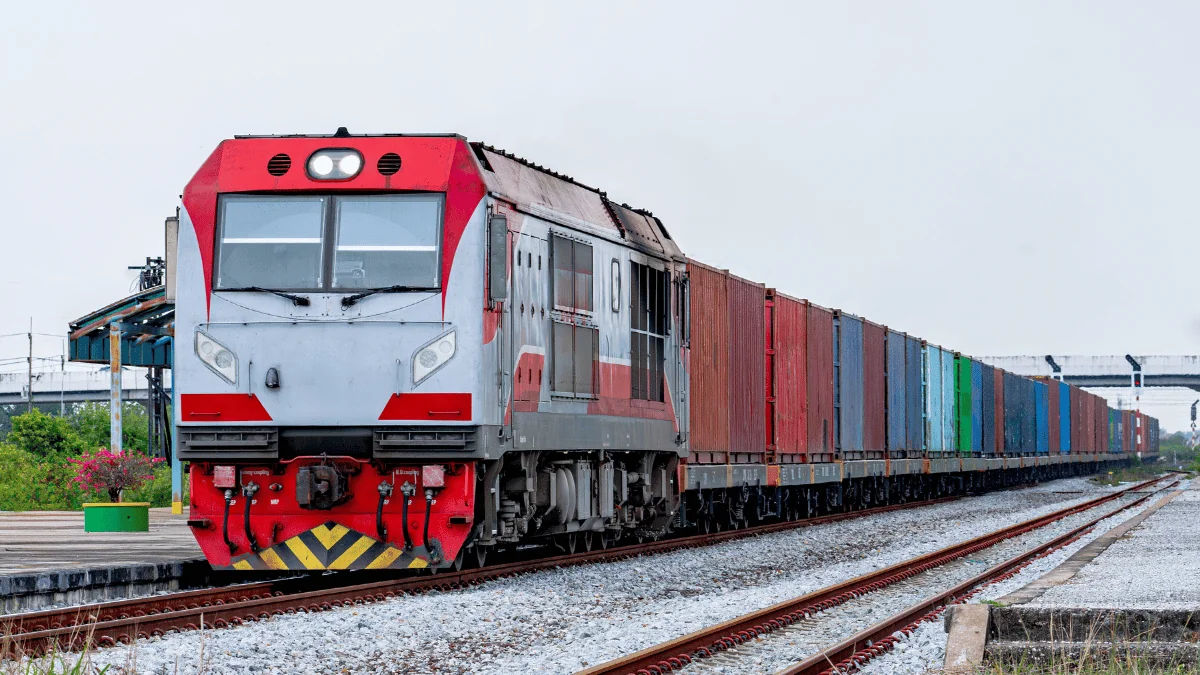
xmin=226 ymin=521 xmax=431 ymax=571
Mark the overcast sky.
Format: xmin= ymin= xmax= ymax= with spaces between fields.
xmin=1 ymin=2 xmax=1197 ymax=430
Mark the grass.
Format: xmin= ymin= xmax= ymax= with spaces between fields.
xmin=982 ymin=656 xmax=1200 ymax=674
xmin=1088 ymin=463 xmax=1166 ymax=487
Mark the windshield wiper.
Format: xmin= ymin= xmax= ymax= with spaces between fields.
xmin=223 ymin=287 xmax=311 ymax=306
xmin=341 ymin=285 xmax=423 ymax=308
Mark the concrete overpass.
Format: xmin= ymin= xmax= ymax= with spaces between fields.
xmin=977 ymin=356 xmax=1200 ymax=392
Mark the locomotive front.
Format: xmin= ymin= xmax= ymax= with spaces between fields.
xmin=177 ymin=134 xmax=490 ymax=570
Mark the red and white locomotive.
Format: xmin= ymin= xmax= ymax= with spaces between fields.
xmin=177 ymin=130 xmax=1151 ymax=572
xmin=178 ymin=131 xmax=686 ymax=570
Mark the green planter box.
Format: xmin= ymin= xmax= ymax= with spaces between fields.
xmin=83 ymin=502 xmax=151 ymax=532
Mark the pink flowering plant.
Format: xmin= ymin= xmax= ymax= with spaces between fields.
xmin=70 ymin=449 xmax=163 ymax=503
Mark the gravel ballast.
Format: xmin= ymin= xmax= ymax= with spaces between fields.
xmin=855 ymin=478 xmax=1188 ymax=675
xmin=75 ymin=477 xmax=1136 ymax=675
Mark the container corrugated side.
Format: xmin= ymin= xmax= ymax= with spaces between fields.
xmin=863 ymin=320 xmax=886 ymax=458
xmin=727 ymin=273 xmax=766 ymax=464
xmin=807 ymin=304 xmax=835 ymax=461
xmin=834 ymin=311 xmax=865 ymax=458
xmin=994 ymin=368 xmax=1005 ymax=455
xmin=1065 ymin=381 xmax=1075 ymax=449
xmin=971 ymin=360 xmax=984 ymax=454
xmin=925 ymin=346 xmax=944 ymax=454
xmin=1122 ymin=409 xmax=1133 ymax=453
xmin=1069 ymin=385 xmax=1084 ymax=453
xmin=955 ymin=356 xmax=973 ymax=455
xmin=941 ymin=350 xmax=955 ymax=455
xmin=980 ymin=363 xmax=996 ymax=455
xmin=905 ymin=336 xmax=925 ymax=455
xmin=686 ymin=260 xmax=729 ymax=463
xmin=1003 ymin=372 xmax=1020 ymax=454
xmin=1034 ymin=381 xmax=1049 ymax=454
xmin=885 ymin=330 xmax=907 ymax=456
xmin=771 ymin=293 xmax=808 ymax=463
xmin=1083 ymin=392 xmax=1096 ymax=453
xmin=1038 ymin=377 xmax=1060 ymax=453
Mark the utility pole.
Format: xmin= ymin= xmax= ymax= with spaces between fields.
xmin=26 ymin=318 xmax=33 ymax=413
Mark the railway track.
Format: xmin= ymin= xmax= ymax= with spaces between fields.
xmin=575 ymin=475 xmax=1174 ymax=675
xmin=2 ymin=494 xmax=962 ymax=657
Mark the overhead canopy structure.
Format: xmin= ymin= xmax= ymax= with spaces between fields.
xmin=68 ymin=286 xmax=174 ymax=367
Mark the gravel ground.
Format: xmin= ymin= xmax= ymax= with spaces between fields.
xmin=1030 ymin=478 xmax=1200 ymax=610
xmin=671 ymin=492 xmax=1153 ymax=675
xmin=855 ymin=478 xmax=1187 ymax=675
xmin=71 ymin=477 xmax=1129 ymax=675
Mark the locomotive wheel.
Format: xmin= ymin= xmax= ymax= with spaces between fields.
xmin=594 ymin=531 xmax=609 ymax=549
xmin=582 ymin=531 xmax=595 ymax=552
xmin=451 ymin=548 xmax=465 ymax=572
xmin=474 ymin=545 xmax=488 ymax=568
xmin=700 ymin=514 xmax=712 ymax=534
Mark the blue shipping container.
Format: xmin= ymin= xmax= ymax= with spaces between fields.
xmin=1035 ymin=381 xmax=1049 ymax=454
xmin=980 ymin=363 xmax=996 ymax=455
xmin=886 ymin=330 xmax=907 ymax=453
xmin=941 ymin=351 xmax=955 ymax=452
xmin=971 ymin=360 xmax=984 ymax=454
xmin=1058 ymin=381 xmax=1071 ymax=453
xmin=905 ymin=336 xmax=925 ymax=453
xmin=835 ymin=313 xmax=864 ymax=455
xmin=925 ymin=346 xmax=944 ymax=453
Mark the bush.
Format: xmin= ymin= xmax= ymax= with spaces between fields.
xmin=5 ymin=409 xmax=82 ymax=458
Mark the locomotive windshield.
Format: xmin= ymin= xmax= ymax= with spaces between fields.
xmin=214 ymin=194 xmax=443 ymax=292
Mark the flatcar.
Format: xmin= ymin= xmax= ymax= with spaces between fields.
xmin=174 ymin=130 xmax=1154 ymax=571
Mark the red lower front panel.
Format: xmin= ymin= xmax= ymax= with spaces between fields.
xmin=188 ymin=459 xmax=475 ymax=570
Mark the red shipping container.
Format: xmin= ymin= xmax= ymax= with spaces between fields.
xmin=727 ymin=273 xmax=766 ymax=464
xmin=1123 ymin=410 xmax=1133 ymax=453
xmin=1037 ymin=377 xmax=1061 ymax=453
xmin=685 ymin=260 xmax=729 ymax=463
xmin=1097 ymin=398 xmax=1110 ymax=453
xmin=770 ymin=292 xmax=808 ymax=462
xmin=807 ymin=303 xmax=835 ymax=462
xmin=1069 ymin=385 xmax=1083 ymax=453
xmin=994 ymin=368 xmax=1005 ymax=456
xmin=1083 ymin=393 xmax=1095 ymax=453
xmin=863 ymin=320 xmax=886 ymax=458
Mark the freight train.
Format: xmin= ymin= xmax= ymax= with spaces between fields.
xmin=174 ymin=131 xmax=1158 ymax=571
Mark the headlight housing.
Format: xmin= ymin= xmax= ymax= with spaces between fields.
xmin=195 ymin=330 xmax=238 ymax=385
xmin=306 ymin=148 xmax=363 ymax=181
xmin=412 ymin=329 xmax=456 ymax=386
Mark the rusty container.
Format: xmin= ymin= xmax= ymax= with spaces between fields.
xmin=1122 ymin=409 xmax=1133 ymax=453
xmin=807 ymin=303 xmax=836 ymax=462
xmin=1044 ymin=378 xmax=1061 ymax=453
xmin=863 ymin=320 xmax=886 ymax=459
xmin=685 ymin=260 xmax=729 ymax=463
xmin=885 ymin=330 xmax=907 ymax=457
xmin=727 ymin=273 xmax=766 ymax=464
xmin=1083 ymin=392 xmax=1096 ymax=453
xmin=770 ymin=293 xmax=808 ymax=462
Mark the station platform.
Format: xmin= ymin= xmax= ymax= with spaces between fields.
xmin=0 ymin=508 xmax=207 ymax=613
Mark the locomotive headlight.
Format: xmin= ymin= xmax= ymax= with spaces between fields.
xmin=412 ymin=329 xmax=457 ymax=386
xmin=195 ymin=330 xmax=238 ymax=385
xmin=306 ymin=148 xmax=363 ymax=181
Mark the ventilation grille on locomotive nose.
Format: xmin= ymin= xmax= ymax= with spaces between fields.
xmin=267 ymin=153 xmax=291 ymax=176
xmin=377 ymin=153 xmax=402 ymax=175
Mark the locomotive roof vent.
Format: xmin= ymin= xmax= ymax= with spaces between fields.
xmin=267 ymin=153 xmax=291 ymax=176
xmin=377 ymin=153 xmax=402 ymax=176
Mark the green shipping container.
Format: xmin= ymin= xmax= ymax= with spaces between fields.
xmin=955 ymin=355 xmax=973 ymax=456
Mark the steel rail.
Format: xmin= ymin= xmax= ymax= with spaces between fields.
xmin=776 ymin=479 xmax=1178 ymax=675
xmin=3 ymin=495 xmax=960 ymax=657
xmin=573 ymin=475 xmax=1171 ymax=675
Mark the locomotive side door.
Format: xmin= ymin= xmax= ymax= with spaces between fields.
xmin=510 ymin=233 xmax=549 ymax=427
